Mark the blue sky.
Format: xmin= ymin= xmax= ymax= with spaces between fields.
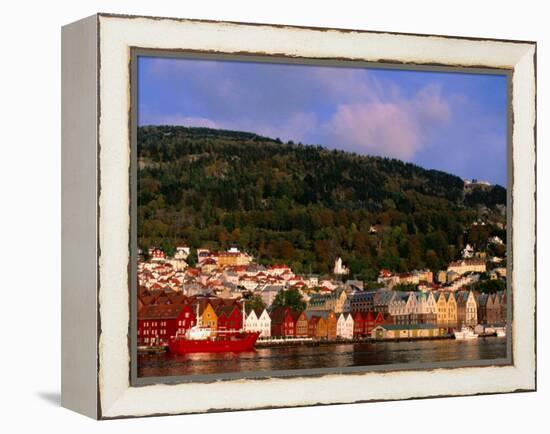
xmin=138 ymin=56 xmax=508 ymax=186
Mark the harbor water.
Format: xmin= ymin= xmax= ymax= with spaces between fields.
xmin=137 ymin=337 xmax=507 ymax=378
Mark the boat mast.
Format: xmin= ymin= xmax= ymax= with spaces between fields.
xmin=196 ymin=302 xmax=201 ymax=327
xmin=242 ymin=300 xmax=246 ymax=332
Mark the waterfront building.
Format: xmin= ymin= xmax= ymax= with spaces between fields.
xmin=293 ymin=311 xmax=309 ymax=337
xmin=371 ymin=324 xmax=441 ymax=340
xmin=499 ymin=291 xmax=507 ymax=324
xmin=336 ymin=313 xmax=354 ymax=339
xmin=352 ymin=311 xmax=366 ymax=337
xmin=200 ymin=302 xmax=218 ymax=330
xmin=307 ymin=315 xmax=326 ymax=339
xmin=476 ymin=293 xmax=489 ymax=324
xmin=487 ymin=292 xmax=507 ymax=325
xmin=307 ymin=287 xmax=348 ymax=313
xmin=373 ymin=289 xmax=395 ymax=314
xmin=137 ymin=304 xmax=188 ymax=346
xmin=363 ymin=311 xmax=385 ymax=335
xmin=244 ymin=308 xmax=271 ymax=338
xmin=305 ymin=311 xmax=337 ymax=340
xmin=435 ymin=291 xmax=457 ymax=329
xmin=455 ymin=290 xmax=478 ymax=327
xmin=216 ymin=305 xmax=243 ymax=332
xmin=347 ymin=290 xmax=376 ymax=312
xmin=446 ymin=292 xmax=458 ymax=328
xmin=270 ymin=306 xmax=295 ymax=337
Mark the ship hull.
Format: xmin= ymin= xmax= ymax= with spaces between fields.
xmin=169 ymin=331 xmax=260 ymax=354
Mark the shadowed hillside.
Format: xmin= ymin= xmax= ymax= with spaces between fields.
xmin=137 ymin=125 xmax=506 ymax=279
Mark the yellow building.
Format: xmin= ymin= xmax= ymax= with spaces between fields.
xmin=316 ymin=317 xmax=328 ymax=339
xmin=435 ymin=292 xmax=457 ymax=328
xmin=435 ymin=292 xmax=449 ymax=326
xmin=201 ymin=302 xmax=218 ymax=330
xmin=447 ymin=259 xmax=486 ymax=275
xmin=446 ymin=292 xmax=457 ymax=328
xmin=217 ymin=250 xmax=252 ymax=267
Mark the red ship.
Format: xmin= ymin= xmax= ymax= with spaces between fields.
xmin=169 ymin=329 xmax=260 ymax=354
xmin=168 ymin=302 xmax=260 ymax=354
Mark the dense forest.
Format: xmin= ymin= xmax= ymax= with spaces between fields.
xmin=138 ymin=126 xmax=506 ymax=280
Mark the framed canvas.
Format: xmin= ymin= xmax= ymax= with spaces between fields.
xmin=61 ymin=13 xmax=536 ymax=419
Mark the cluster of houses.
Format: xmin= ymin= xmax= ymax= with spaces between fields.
xmin=137 ymin=245 xmax=507 ymax=346
xmin=137 ymin=287 xmax=507 ymax=347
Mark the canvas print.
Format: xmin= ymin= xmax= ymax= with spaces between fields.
xmin=134 ymin=55 xmax=509 ymax=380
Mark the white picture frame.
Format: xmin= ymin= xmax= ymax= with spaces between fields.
xmin=61 ymin=13 xmax=536 ymax=419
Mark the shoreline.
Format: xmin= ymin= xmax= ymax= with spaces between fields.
xmin=138 ymin=334 xmax=503 ymax=354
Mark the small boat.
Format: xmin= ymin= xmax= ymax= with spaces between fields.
xmin=495 ymin=327 xmax=506 ymax=338
xmin=454 ymin=325 xmax=478 ymax=340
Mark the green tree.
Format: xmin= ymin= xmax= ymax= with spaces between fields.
xmin=393 ymin=283 xmax=420 ymax=292
xmin=186 ymin=249 xmax=197 ymax=267
xmin=245 ymin=294 xmax=266 ymax=311
xmin=272 ymin=288 xmax=306 ymax=311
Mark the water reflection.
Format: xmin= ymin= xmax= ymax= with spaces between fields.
xmin=138 ymin=338 xmax=507 ymax=378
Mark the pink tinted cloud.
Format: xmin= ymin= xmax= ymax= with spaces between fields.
xmin=322 ymin=84 xmax=451 ymax=159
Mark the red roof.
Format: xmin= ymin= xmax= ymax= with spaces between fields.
xmin=138 ymin=304 xmax=185 ymax=320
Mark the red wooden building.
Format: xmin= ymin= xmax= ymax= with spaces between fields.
xmin=270 ymin=307 xmax=295 ymax=337
xmin=216 ymin=305 xmax=243 ymax=331
xmin=364 ymin=311 xmax=375 ymax=335
xmin=137 ymin=304 xmax=194 ymax=346
xmin=307 ymin=315 xmax=320 ymax=338
xmin=352 ymin=311 xmax=366 ymax=336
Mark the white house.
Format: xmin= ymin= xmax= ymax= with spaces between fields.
xmin=244 ymin=308 xmax=271 ymax=338
xmin=257 ymin=309 xmax=271 ymax=338
xmin=244 ymin=309 xmax=258 ymax=333
xmin=416 ymin=291 xmax=437 ymax=316
xmin=174 ymin=246 xmax=190 ymax=259
xmin=336 ymin=313 xmax=354 ymax=339
xmin=388 ymin=292 xmax=418 ymax=317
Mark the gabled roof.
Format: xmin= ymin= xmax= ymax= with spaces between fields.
xmin=476 ymin=293 xmax=489 ymax=306
xmin=138 ymin=304 xmax=185 ymax=320
xmin=216 ymin=304 xmax=241 ymax=318
xmin=269 ymin=306 xmax=292 ymax=324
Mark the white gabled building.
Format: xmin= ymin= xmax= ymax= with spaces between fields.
xmin=389 ymin=291 xmax=418 ymax=317
xmin=244 ymin=308 xmax=271 ymax=338
xmin=416 ymin=291 xmax=437 ymax=316
xmin=336 ymin=313 xmax=354 ymax=339
xmin=257 ymin=309 xmax=271 ymax=338
xmin=244 ymin=309 xmax=259 ymax=333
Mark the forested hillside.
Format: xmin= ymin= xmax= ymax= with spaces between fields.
xmin=138 ymin=126 xmax=506 ymax=279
